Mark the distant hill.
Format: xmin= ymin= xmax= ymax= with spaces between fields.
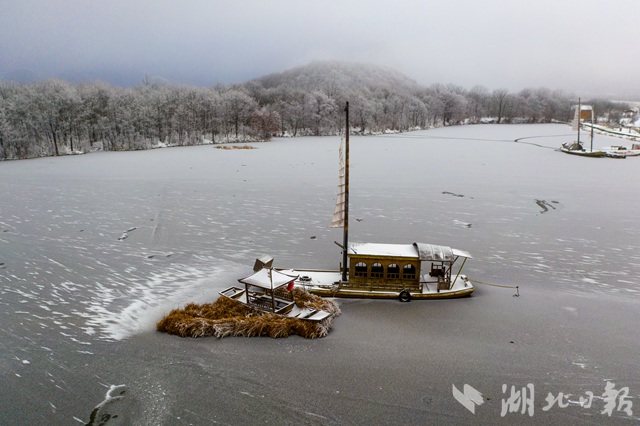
xmin=249 ymin=60 xmax=420 ymax=93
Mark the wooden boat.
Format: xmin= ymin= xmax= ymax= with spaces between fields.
xmin=219 ymin=265 xmax=333 ymax=321
xmin=560 ymin=143 xmax=606 ymax=157
xmin=561 ymin=99 xmax=605 ymax=157
xmin=602 ymin=145 xmax=640 ymax=158
xmin=255 ymin=102 xmax=474 ymax=301
xmin=278 ymin=242 xmax=473 ymax=301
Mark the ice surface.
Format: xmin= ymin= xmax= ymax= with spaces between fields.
xmin=2 ymin=125 xmax=639 ymax=344
xmin=2 ymin=124 xmax=640 ymax=423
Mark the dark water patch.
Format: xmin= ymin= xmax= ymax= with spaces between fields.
xmin=514 ymin=134 xmax=572 ymax=149
xmin=535 ymin=199 xmax=559 ymax=214
xmin=442 ymin=191 xmax=465 ymax=198
xmin=117 ymin=227 xmax=137 ymax=241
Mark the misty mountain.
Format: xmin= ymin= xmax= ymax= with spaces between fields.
xmin=249 ymin=60 xmax=421 ymax=94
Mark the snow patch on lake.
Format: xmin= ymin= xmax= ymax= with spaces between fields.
xmin=81 ymin=258 xmax=244 ymax=341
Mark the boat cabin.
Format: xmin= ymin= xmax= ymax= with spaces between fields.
xmin=344 ymin=242 xmax=471 ymax=292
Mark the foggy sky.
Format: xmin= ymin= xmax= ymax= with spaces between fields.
xmin=1 ymin=0 xmax=638 ymax=98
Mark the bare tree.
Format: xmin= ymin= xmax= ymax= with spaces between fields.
xmin=251 ymin=107 xmax=280 ymax=140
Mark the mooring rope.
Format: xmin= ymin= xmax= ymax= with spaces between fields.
xmin=470 ymin=279 xmax=520 ymax=297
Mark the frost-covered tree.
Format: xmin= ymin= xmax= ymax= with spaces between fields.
xmin=220 ymin=88 xmax=258 ymax=139
xmin=346 ymin=88 xmax=377 ymax=133
xmin=105 ymin=88 xmax=138 ymax=150
xmin=491 ymin=88 xmax=511 ymax=124
xmin=405 ymin=95 xmax=429 ymax=128
xmin=77 ymin=82 xmax=112 ymax=147
xmin=0 ymin=83 xmax=12 ymax=159
xmin=467 ymin=86 xmax=490 ymax=123
xmin=305 ymin=91 xmax=336 ymax=136
xmin=0 ymin=61 xmax=613 ymax=160
xmin=27 ymin=80 xmax=82 ymax=155
xmin=282 ymin=91 xmax=307 ymax=136
xmin=422 ymin=84 xmax=467 ymax=126
xmin=1 ymin=83 xmax=38 ymax=158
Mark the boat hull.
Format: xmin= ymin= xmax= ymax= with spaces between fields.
xmin=307 ymin=286 xmax=474 ymax=300
xmin=560 ymin=147 xmax=606 ymax=157
xmin=605 ymin=152 xmax=626 ymax=159
xmin=284 ymin=269 xmax=475 ymax=300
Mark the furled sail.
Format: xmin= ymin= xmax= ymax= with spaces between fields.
xmin=570 ymin=105 xmax=580 ymax=131
xmin=330 ymin=138 xmax=346 ymax=228
xmin=572 ymin=103 xmax=593 ymax=131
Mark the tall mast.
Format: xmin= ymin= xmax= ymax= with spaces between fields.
xmin=577 ymin=97 xmax=581 ymax=147
xmin=590 ymin=103 xmax=595 ymax=153
xmin=341 ymin=102 xmax=350 ymax=282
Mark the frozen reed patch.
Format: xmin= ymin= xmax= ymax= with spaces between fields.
xmin=156 ymin=289 xmax=340 ymax=339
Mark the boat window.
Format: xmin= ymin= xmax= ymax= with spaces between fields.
xmin=387 ymin=263 xmax=400 ymax=279
xmin=371 ymin=263 xmax=383 ymax=278
xmin=354 ymin=262 xmax=367 ymax=277
xmin=403 ymin=264 xmax=416 ymax=280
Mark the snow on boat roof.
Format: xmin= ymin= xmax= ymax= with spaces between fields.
xmin=348 ymin=242 xmax=472 ymax=261
xmin=415 ymin=243 xmax=473 ymax=261
xmin=576 ymin=104 xmax=593 ymax=111
xmin=348 ymin=242 xmax=417 ymax=258
xmin=238 ymin=268 xmax=298 ymax=290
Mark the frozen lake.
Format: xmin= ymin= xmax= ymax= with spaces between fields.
xmin=1 ymin=124 xmax=639 ymax=424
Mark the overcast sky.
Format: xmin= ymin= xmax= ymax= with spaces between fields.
xmin=1 ymin=0 xmax=638 ymax=98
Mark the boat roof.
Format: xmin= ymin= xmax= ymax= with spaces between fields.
xmin=576 ymin=104 xmax=593 ymax=111
xmin=348 ymin=242 xmax=417 ymax=258
xmin=347 ymin=242 xmax=472 ymax=261
xmin=238 ymin=268 xmax=299 ymax=290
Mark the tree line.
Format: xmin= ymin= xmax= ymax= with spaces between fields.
xmin=0 ymin=64 xmax=632 ymax=160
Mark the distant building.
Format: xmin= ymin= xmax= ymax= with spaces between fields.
xmin=620 ymin=108 xmax=640 ymax=128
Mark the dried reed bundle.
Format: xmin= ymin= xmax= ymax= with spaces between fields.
xmin=157 ymin=290 xmax=339 ymax=339
xmin=214 ymin=145 xmax=256 ymax=150
xmin=291 ymin=288 xmax=341 ymax=315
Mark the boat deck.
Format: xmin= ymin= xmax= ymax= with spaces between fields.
xmin=219 ymin=286 xmax=332 ymax=321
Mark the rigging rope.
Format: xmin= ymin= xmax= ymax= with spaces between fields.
xmin=470 ymin=279 xmax=520 ymax=297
